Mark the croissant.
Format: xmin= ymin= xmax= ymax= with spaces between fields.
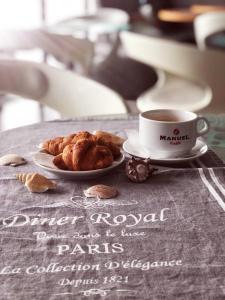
xmin=42 ymin=130 xmax=121 ymax=159
xmin=52 ymin=153 xmax=67 ymax=170
xmin=53 ymin=139 xmax=113 ymax=171
xmin=96 ymin=138 xmax=121 ymax=159
xmin=94 ymin=131 xmax=125 ymax=147
xmin=41 ymin=131 xmax=95 ymax=156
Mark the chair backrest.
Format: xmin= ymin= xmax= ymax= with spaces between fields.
xmin=95 ymin=8 xmax=129 ymax=27
xmin=49 ymin=8 xmax=129 ymax=39
xmin=0 ymin=60 xmax=128 ymax=117
xmin=0 ymin=30 xmax=94 ymax=73
xmin=120 ymin=31 xmax=225 ymax=113
xmin=194 ymin=12 xmax=225 ymax=50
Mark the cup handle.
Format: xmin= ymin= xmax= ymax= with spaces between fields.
xmin=196 ymin=116 xmax=210 ymax=137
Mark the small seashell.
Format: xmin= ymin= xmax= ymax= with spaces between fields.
xmin=16 ymin=173 xmax=56 ymax=193
xmin=0 ymin=154 xmax=27 ymax=167
xmin=84 ymin=184 xmax=118 ymax=199
xmin=126 ymin=157 xmax=157 ymax=183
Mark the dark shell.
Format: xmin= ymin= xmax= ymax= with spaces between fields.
xmin=126 ymin=157 xmax=157 ymax=183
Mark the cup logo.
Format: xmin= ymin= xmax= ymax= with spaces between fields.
xmin=160 ymin=128 xmax=190 ymax=145
xmin=173 ymin=129 xmax=180 ymax=135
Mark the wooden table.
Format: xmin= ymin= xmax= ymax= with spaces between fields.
xmin=158 ymin=5 xmax=225 ymax=23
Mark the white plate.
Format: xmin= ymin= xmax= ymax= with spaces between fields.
xmin=123 ymin=138 xmax=208 ymax=164
xmin=33 ymin=152 xmax=125 ymax=179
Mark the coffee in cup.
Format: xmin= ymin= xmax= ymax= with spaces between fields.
xmin=139 ymin=109 xmax=210 ymax=158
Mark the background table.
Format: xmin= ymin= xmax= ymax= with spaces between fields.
xmin=0 ymin=114 xmax=225 ymax=299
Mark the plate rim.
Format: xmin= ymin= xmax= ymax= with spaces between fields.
xmin=122 ymin=138 xmax=208 ymax=163
xmin=33 ymin=151 xmax=125 ymax=176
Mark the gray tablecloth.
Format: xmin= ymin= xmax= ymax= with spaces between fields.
xmin=0 ymin=117 xmax=225 ymax=300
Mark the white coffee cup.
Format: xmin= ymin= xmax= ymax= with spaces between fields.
xmin=139 ymin=109 xmax=210 ymax=158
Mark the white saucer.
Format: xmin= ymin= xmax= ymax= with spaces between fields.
xmin=33 ymin=152 xmax=125 ymax=179
xmin=123 ymin=138 xmax=208 ymax=164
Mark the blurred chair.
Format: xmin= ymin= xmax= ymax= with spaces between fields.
xmin=0 ymin=60 xmax=128 ymax=118
xmin=120 ymin=31 xmax=225 ymax=113
xmin=135 ymin=70 xmax=211 ymax=112
xmin=0 ymin=29 xmax=95 ymax=123
xmin=0 ymin=30 xmax=94 ymax=73
xmin=194 ymin=12 xmax=225 ymax=50
xmin=47 ymin=8 xmax=129 ymax=40
xmin=90 ymin=36 xmax=158 ymax=101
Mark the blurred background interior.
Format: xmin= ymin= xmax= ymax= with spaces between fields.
xmin=0 ymin=0 xmax=225 ymax=130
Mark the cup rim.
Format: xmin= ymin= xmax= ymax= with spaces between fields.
xmin=140 ymin=109 xmax=197 ymax=124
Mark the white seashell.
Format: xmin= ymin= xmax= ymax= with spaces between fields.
xmin=84 ymin=184 xmax=118 ymax=199
xmin=16 ymin=173 xmax=56 ymax=193
xmin=0 ymin=154 xmax=27 ymax=167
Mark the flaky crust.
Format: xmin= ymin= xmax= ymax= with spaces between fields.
xmin=94 ymin=131 xmax=125 ymax=147
xmin=96 ymin=138 xmax=121 ymax=159
xmin=53 ymin=154 xmax=68 ymax=170
xmin=54 ymin=139 xmax=113 ymax=171
xmin=42 ymin=131 xmax=95 ymax=156
xmin=42 ymin=130 xmax=121 ymax=159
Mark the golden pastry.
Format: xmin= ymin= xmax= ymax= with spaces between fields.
xmin=41 ymin=131 xmax=95 ymax=156
xmin=94 ymin=130 xmax=125 ymax=147
xmin=53 ymin=139 xmax=113 ymax=171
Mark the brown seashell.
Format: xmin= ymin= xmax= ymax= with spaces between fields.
xmin=16 ymin=173 xmax=56 ymax=193
xmin=126 ymin=157 xmax=157 ymax=183
xmin=84 ymin=184 xmax=118 ymax=199
xmin=0 ymin=154 xmax=27 ymax=167
xmin=93 ymin=131 xmax=125 ymax=147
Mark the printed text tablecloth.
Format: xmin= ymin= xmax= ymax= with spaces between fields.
xmin=0 ymin=117 xmax=225 ymax=299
